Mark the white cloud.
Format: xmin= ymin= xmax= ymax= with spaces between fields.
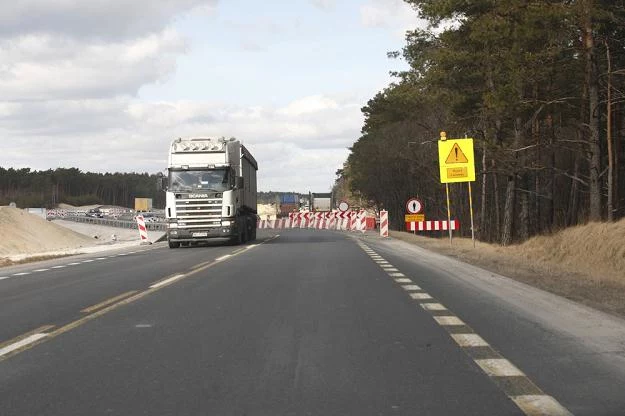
xmin=1 ymin=95 xmax=362 ymax=192
xmin=0 ymin=0 xmax=217 ymax=40
xmin=360 ymin=0 xmax=423 ymax=36
xmin=0 ymin=1 xmax=367 ymax=192
xmin=309 ymin=0 xmax=336 ymax=10
xmin=0 ymin=30 xmax=186 ymax=100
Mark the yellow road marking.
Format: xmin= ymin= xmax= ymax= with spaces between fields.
xmin=0 ymin=234 xmax=279 ymax=362
xmin=80 ymin=291 xmax=138 ymax=313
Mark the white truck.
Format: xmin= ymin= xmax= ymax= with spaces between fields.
xmin=162 ymin=137 xmax=258 ymax=248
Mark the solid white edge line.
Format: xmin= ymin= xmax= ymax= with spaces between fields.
xmin=215 ymin=254 xmax=231 ymax=261
xmin=0 ymin=333 xmax=48 ymax=357
xmin=149 ymin=274 xmax=185 ymax=289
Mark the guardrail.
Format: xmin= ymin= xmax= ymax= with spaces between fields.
xmin=56 ymin=216 xmax=167 ymax=231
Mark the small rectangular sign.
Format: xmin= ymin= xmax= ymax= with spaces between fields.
xmin=447 ymin=167 xmax=468 ymax=178
xmin=405 ymin=214 xmax=425 ymax=222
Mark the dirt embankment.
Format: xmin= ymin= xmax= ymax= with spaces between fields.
xmin=391 ymin=219 xmax=625 ymax=318
xmin=0 ymin=207 xmax=94 ymax=266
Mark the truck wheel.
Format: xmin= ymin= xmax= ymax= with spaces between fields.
xmin=242 ymin=224 xmax=248 ymax=243
xmin=168 ymin=240 xmax=180 ymax=249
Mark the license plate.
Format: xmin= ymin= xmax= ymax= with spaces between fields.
xmin=192 ymin=232 xmax=208 ymax=238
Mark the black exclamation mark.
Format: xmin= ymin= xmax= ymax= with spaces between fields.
xmin=455 ymin=147 xmax=458 ymax=161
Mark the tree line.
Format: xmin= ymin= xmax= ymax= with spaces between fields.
xmin=336 ymin=0 xmax=625 ymax=244
xmin=0 ymin=167 xmax=164 ymax=209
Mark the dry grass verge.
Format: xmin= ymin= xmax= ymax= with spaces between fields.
xmin=390 ymin=219 xmax=625 ymax=318
xmin=0 ymin=254 xmax=76 ymax=268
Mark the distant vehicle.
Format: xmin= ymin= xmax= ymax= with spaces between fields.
xmin=312 ymin=193 xmax=332 ymax=212
xmin=161 ymin=137 xmax=258 ymax=248
xmin=86 ymin=208 xmax=103 ymax=218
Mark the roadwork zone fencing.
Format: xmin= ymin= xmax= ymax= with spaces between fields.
xmin=406 ymin=220 xmax=459 ymax=232
xmin=258 ymin=212 xmax=373 ymax=232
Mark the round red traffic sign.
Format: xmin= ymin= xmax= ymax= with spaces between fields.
xmin=406 ymin=198 xmax=423 ymax=214
xmin=338 ymin=200 xmax=350 ymax=212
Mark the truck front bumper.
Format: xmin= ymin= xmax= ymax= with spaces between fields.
xmin=167 ymin=226 xmax=237 ymax=242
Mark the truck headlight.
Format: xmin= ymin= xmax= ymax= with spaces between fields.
xmin=221 ymin=220 xmax=231 ymax=226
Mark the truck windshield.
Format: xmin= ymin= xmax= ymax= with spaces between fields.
xmin=169 ymin=169 xmax=230 ymax=192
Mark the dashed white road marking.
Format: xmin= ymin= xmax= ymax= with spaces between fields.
xmin=475 ymin=359 xmax=525 ymax=377
xmin=434 ymin=316 xmax=465 ymax=326
xmin=51 ymin=266 xmax=65 ymax=269
xmin=81 ymin=260 xmax=94 ymax=263
xmin=118 ymin=253 xmax=128 ymax=256
xmin=12 ymin=272 xmax=30 ymax=276
xmin=0 ymin=333 xmax=48 ymax=357
xmin=149 ymin=274 xmax=185 ymax=289
xmin=421 ymin=303 xmax=447 ymax=311
xmin=33 ymin=269 xmax=49 ymax=272
xmin=409 ymin=292 xmax=433 ymax=300
xmin=511 ymin=395 xmax=573 ymax=416
xmin=96 ymin=258 xmax=106 ymax=260
xmin=215 ymin=254 xmax=232 ymax=261
xmin=363 ymin=239 xmax=575 ymax=416
xmin=451 ymin=333 xmax=490 ymax=347
xmin=0 ymin=276 xmax=9 ymax=281
xmin=67 ymin=262 xmax=81 ymax=266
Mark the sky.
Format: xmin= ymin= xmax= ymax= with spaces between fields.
xmin=0 ymin=0 xmax=422 ymax=193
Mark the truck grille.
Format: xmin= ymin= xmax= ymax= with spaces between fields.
xmin=175 ymin=197 xmax=222 ymax=228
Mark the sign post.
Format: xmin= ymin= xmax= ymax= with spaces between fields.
xmin=437 ymin=132 xmax=476 ymax=247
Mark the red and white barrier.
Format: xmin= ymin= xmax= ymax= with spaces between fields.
xmin=380 ymin=210 xmax=389 ymax=237
xmin=259 ymin=211 xmax=379 ymax=232
xmin=135 ymin=215 xmax=150 ymax=243
xmin=406 ymin=220 xmax=458 ymax=232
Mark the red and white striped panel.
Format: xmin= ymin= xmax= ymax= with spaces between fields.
xmin=135 ymin=215 xmax=149 ymax=242
xmin=380 ymin=210 xmax=389 ymax=238
xmin=407 ymin=220 xmax=458 ymax=232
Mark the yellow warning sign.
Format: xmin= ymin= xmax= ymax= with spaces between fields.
xmin=405 ymin=214 xmax=425 ymax=222
xmin=445 ymin=143 xmax=469 ymax=164
xmin=438 ymin=138 xmax=475 ymax=183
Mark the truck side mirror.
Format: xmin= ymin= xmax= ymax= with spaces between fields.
xmin=157 ymin=173 xmax=167 ymax=191
xmin=236 ymin=177 xmax=244 ymax=189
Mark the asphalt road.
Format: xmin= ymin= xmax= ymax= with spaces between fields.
xmin=1 ymin=229 xmax=624 ymax=415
